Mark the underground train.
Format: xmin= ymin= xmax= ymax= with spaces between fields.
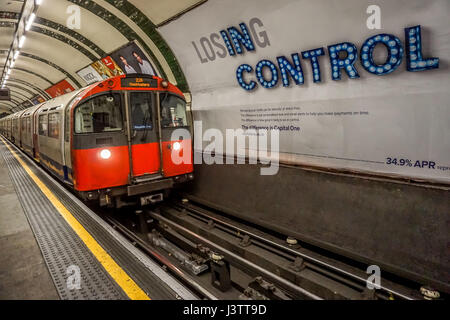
xmin=0 ymin=75 xmax=194 ymax=208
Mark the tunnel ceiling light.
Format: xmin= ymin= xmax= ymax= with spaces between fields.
xmin=19 ymin=35 xmax=26 ymax=48
xmin=10 ymin=59 xmax=15 ymax=68
xmin=6 ymin=69 xmax=11 ymax=75
xmin=13 ymin=50 xmax=20 ymax=60
xmin=25 ymin=13 xmax=36 ymax=31
xmin=36 ymin=0 xmax=43 ymax=5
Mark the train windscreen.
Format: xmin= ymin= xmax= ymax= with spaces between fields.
xmin=160 ymin=94 xmax=187 ymax=128
xmin=74 ymin=93 xmax=123 ymax=134
xmin=130 ymin=92 xmax=153 ymax=130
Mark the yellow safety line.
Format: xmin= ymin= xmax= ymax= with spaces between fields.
xmin=0 ymin=136 xmax=150 ymax=300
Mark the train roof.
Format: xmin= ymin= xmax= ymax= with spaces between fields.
xmin=1 ymin=75 xmax=183 ymax=121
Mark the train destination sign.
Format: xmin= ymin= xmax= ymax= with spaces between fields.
xmin=121 ymin=76 xmax=158 ymax=88
xmin=0 ymin=88 xmax=11 ymax=101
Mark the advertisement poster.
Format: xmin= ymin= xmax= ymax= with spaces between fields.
xmin=91 ymin=60 xmax=116 ymax=80
xmin=101 ymin=56 xmax=124 ymax=77
xmin=45 ymin=80 xmax=75 ymax=98
xmin=110 ymin=41 xmax=157 ymax=76
xmin=0 ymin=88 xmax=10 ymax=101
xmin=19 ymin=100 xmax=33 ymax=109
xmin=31 ymin=95 xmax=45 ymax=105
xmin=77 ymin=65 xmax=104 ymax=85
xmin=159 ymin=0 xmax=450 ymax=183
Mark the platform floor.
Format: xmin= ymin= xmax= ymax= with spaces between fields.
xmin=0 ymin=137 xmax=197 ymax=300
xmin=0 ymin=142 xmax=58 ymax=299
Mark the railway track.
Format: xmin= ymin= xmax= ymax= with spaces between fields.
xmin=99 ymin=196 xmax=439 ymax=300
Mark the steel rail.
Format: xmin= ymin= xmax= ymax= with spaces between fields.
xmin=150 ymin=211 xmax=323 ymax=300
xmin=171 ymin=202 xmax=415 ymax=300
xmin=105 ymin=216 xmax=218 ymax=300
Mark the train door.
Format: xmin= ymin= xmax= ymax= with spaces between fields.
xmin=125 ymin=91 xmax=162 ymax=183
xmin=33 ymin=111 xmax=39 ymax=160
xmin=20 ymin=116 xmax=26 ymax=149
xmin=63 ymin=105 xmax=72 ymax=183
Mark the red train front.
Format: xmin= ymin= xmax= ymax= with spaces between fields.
xmin=70 ymin=75 xmax=193 ymax=207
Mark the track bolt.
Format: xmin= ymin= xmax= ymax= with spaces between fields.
xmin=206 ymin=220 xmax=215 ymax=229
xmin=211 ymin=252 xmax=223 ymax=262
xmin=286 ymin=237 xmax=298 ymax=245
xmin=239 ymin=235 xmax=251 ymax=247
xmin=289 ymin=256 xmax=305 ymax=272
xmin=420 ymin=286 xmax=440 ymax=300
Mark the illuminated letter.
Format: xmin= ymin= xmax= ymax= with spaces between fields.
xmin=328 ymin=42 xmax=360 ymax=80
xmin=227 ymin=23 xmax=256 ymax=54
xmin=301 ymin=48 xmax=325 ymax=83
xmin=236 ymin=64 xmax=257 ymax=91
xmin=220 ymin=30 xmax=235 ymax=56
xmin=255 ymin=60 xmax=279 ymax=89
xmin=276 ymin=54 xmax=304 ymax=87
xmin=360 ymin=34 xmax=403 ymax=75
xmin=405 ymin=25 xmax=439 ymax=72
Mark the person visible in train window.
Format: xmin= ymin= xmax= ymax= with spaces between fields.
xmin=132 ymin=51 xmax=155 ymax=76
xmin=119 ymin=55 xmax=137 ymax=74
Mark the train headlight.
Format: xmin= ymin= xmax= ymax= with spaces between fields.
xmin=173 ymin=142 xmax=181 ymax=151
xmin=100 ymin=149 xmax=111 ymax=160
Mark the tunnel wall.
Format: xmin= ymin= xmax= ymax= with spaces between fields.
xmin=188 ymin=160 xmax=450 ymax=291
xmin=159 ymin=0 xmax=450 ymax=184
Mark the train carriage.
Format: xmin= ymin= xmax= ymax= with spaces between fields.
xmin=0 ymin=75 xmax=194 ymax=208
xmin=20 ymin=104 xmax=42 ymax=158
xmin=10 ymin=111 xmax=25 ymax=145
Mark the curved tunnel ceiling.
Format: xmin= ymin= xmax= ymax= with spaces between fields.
xmin=0 ymin=0 xmax=205 ymax=113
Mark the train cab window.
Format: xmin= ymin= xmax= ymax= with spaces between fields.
xmin=48 ymin=113 xmax=60 ymax=139
xmin=130 ymin=92 xmax=153 ymax=130
xmin=160 ymin=94 xmax=188 ymax=128
xmin=74 ymin=93 xmax=122 ymax=134
xmin=38 ymin=114 xmax=48 ymax=136
xmin=21 ymin=118 xmax=26 ymax=132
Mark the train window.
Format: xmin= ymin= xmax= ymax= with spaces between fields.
xmin=160 ymin=94 xmax=188 ymax=128
xmin=130 ymin=92 xmax=153 ymax=130
xmin=48 ymin=113 xmax=60 ymax=139
xmin=21 ymin=118 xmax=26 ymax=131
xmin=26 ymin=117 xmax=31 ymax=134
xmin=38 ymin=114 xmax=47 ymax=136
xmin=74 ymin=93 xmax=122 ymax=134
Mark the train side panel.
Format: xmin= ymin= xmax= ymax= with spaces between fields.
xmin=34 ymin=90 xmax=83 ymax=180
xmin=20 ymin=104 xmax=41 ymax=157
